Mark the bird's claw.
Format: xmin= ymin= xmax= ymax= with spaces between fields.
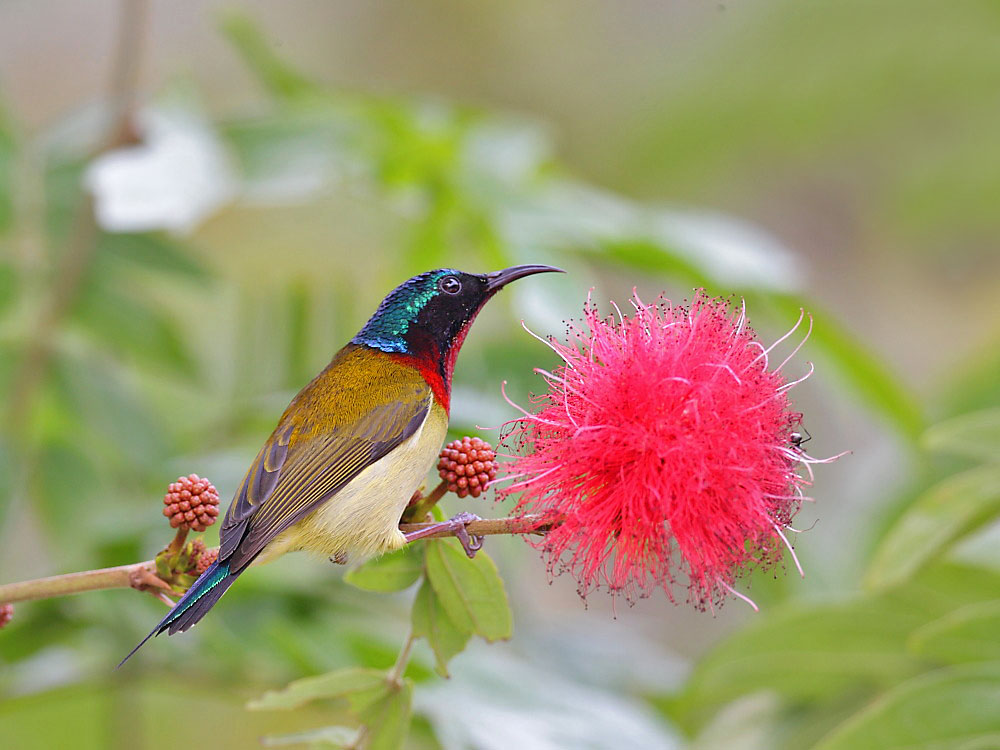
xmin=450 ymin=511 xmax=484 ymax=558
xmin=402 ymin=511 xmax=484 ymax=558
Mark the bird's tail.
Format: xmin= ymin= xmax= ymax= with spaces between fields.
xmin=117 ymin=559 xmax=238 ymax=668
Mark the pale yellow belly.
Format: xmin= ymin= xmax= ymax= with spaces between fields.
xmin=256 ymin=402 xmax=448 ymax=565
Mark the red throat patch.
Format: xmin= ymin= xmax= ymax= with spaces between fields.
xmin=390 ymin=348 xmax=450 ymax=413
xmin=390 ymin=311 xmax=484 ymax=414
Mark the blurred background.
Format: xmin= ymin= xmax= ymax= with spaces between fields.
xmin=1 ymin=1 xmax=999 ymax=748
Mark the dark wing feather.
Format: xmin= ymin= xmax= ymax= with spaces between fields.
xmin=220 ymin=423 xmax=294 ymax=558
xmin=220 ymin=382 xmax=432 ymax=572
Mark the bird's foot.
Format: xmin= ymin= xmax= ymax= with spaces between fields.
xmin=449 ymin=512 xmax=485 ymax=558
xmin=329 ymin=551 xmax=348 ymax=565
xmin=404 ymin=511 xmax=484 ymax=558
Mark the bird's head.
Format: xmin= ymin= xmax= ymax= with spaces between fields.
xmin=353 ymin=265 xmax=563 ymax=397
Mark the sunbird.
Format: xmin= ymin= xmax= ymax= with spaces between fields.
xmin=121 ymin=265 xmax=562 ymax=665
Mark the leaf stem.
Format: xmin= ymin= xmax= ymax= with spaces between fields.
xmin=387 ymin=626 xmax=416 ymax=687
xmin=347 ymin=626 xmax=417 ymax=750
xmin=345 ymin=725 xmax=368 ymax=750
xmin=400 ymin=479 xmax=448 ymax=523
xmin=164 ymin=527 xmax=189 ymax=557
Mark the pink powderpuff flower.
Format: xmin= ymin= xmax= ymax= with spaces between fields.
xmin=498 ymin=290 xmax=838 ymax=610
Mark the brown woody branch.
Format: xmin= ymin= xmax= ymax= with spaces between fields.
xmin=0 ymin=515 xmax=551 ymax=605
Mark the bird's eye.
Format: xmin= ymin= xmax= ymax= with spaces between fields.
xmin=439 ymin=275 xmax=462 ymax=295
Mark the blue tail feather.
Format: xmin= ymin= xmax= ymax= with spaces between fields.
xmin=117 ymin=560 xmax=237 ymax=668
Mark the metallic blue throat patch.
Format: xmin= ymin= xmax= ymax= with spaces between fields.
xmin=352 ymin=269 xmax=456 ymax=353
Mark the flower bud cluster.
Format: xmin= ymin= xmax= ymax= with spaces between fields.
xmin=195 ymin=545 xmax=219 ymax=575
xmin=163 ymin=474 xmax=220 ymax=531
xmin=437 ymin=437 xmax=498 ymax=498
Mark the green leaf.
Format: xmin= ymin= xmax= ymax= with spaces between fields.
xmin=98 ymin=232 xmax=210 ymax=280
xmin=670 ymin=598 xmax=925 ymax=733
xmin=411 ymin=577 xmax=471 ymax=676
xmin=220 ymin=12 xmax=321 ymax=102
xmin=909 ymin=600 xmax=1000 ymax=664
xmin=247 ymin=667 xmax=387 ymax=711
xmin=36 ymin=440 xmax=100 ymax=541
xmin=534 ymin=249 xmax=923 ymax=442
xmin=0 ymin=261 xmax=16 ymax=314
xmin=55 ymin=355 xmax=166 ymax=467
xmin=345 ymin=682 xmax=391 ymax=718
xmin=357 ymin=682 xmax=412 ymax=750
xmin=261 ymin=726 xmax=356 ymax=748
xmin=424 ymin=540 xmax=512 ymax=642
xmin=286 ymin=280 xmax=312 ymax=389
xmin=43 ymin=156 xmax=87 ymax=241
xmin=73 ymin=281 xmax=196 ymax=379
xmin=579 ymin=239 xmax=714 ymax=288
xmin=344 ymin=545 xmax=424 ymax=593
xmin=924 ymin=409 xmax=1000 ymax=463
xmin=761 ymin=293 xmax=923 ymax=441
xmin=813 ymin=662 xmax=1000 ymax=750
xmin=0 ymin=104 xmax=15 ymax=235
xmin=938 ymin=328 xmax=1000 ymax=421
xmin=0 ymin=436 xmax=12 ymax=522
xmin=865 ymin=465 xmax=1000 ymax=590
xmin=901 ymin=562 xmax=1000 ymax=616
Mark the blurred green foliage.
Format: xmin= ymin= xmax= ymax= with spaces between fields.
xmin=664 ymin=410 xmax=1000 ymax=748
xmin=1 ymin=4 xmax=998 ymax=750
xmin=629 ymin=0 xmax=1000 ymax=253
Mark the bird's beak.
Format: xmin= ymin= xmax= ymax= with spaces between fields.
xmin=485 ymin=264 xmax=564 ymax=292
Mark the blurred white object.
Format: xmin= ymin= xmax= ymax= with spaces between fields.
xmin=85 ymin=108 xmax=236 ymax=233
xmin=464 ymin=119 xmax=552 ymax=187
xmin=501 ymin=179 xmax=804 ymax=292
xmin=647 ymin=208 xmax=804 ymax=292
xmin=522 ymin=620 xmax=688 ymax=695
xmin=416 ymin=645 xmax=679 ymax=750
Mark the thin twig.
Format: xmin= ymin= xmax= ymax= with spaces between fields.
xmin=106 ymin=0 xmax=148 ymax=146
xmin=0 ymin=560 xmax=156 ymax=603
xmin=5 ymin=0 xmax=148 ymax=433
xmin=0 ymin=515 xmax=551 ymax=604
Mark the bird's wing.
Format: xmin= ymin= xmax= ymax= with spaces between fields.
xmin=219 ymin=375 xmax=432 ymax=572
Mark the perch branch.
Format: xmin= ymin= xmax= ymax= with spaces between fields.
xmin=0 ymin=515 xmax=551 ymax=605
